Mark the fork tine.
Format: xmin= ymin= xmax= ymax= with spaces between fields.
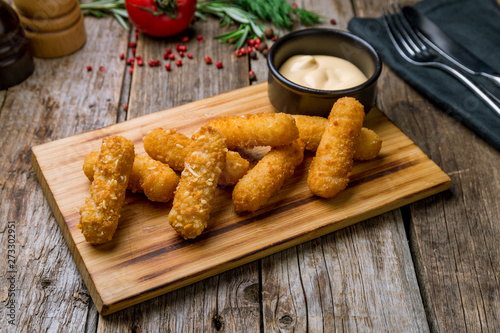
xmin=387 ymin=4 xmax=421 ymax=55
xmin=382 ymin=6 xmax=414 ymax=57
xmin=382 ymin=6 xmax=417 ymax=64
xmin=394 ymin=3 xmax=428 ymax=51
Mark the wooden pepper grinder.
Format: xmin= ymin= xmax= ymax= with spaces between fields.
xmin=0 ymin=0 xmax=34 ymax=90
xmin=13 ymin=0 xmax=86 ymax=58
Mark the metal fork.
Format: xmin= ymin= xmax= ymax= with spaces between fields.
xmin=382 ymin=4 xmax=500 ymax=117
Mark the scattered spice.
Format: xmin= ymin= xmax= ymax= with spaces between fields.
xmin=216 ymin=61 xmax=223 ymax=69
xmin=99 ymin=66 xmax=105 ymax=72
xmin=249 ymin=70 xmax=256 ymax=81
xmin=264 ymin=27 xmax=274 ymax=39
xmin=119 ymin=52 xmax=125 ymax=60
xmin=86 ymin=65 xmax=92 ymax=71
xmin=330 ymin=18 xmax=337 ymax=25
xmin=176 ymin=60 xmax=183 ymax=67
xmin=257 ymin=42 xmax=268 ymax=52
xmin=123 ymin=104 xmax=128 ymax=110
xmin=204 ymin=56 xmax=213 ymax=64
xmin=187 ymin=53 xmax=193 ymax=59
xmin=165 ymin=63 xmax=171 ymax=71
xmin=182 ymin=36 xmax=189 ymax=43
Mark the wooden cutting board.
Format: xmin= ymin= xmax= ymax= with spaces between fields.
xmin=31 ymin=82 xmax=450 ymax=315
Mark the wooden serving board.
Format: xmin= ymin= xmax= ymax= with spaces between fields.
xmin=31 ymin=82 xmax=450 ymax=315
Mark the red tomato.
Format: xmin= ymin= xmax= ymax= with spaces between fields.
xmin=125 ymin=0 xmax=197 ymax=37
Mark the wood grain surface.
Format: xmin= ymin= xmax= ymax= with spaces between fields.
xmin=31 ymin=82 xmax=450 ymax=315
xmin=2 ymin=0 xmax=499 ymax=331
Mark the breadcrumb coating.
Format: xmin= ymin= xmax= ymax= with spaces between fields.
xmin=143 ymin=128 xmax=190 ymax=171
xmin=218 ymin=151 xmax=250 ymax=186
xmin=83 ymin=152 xmax=179 ymax=203
xmin=232 ymin=138 xmax=305 ymax=213
xmin=143 ymin=127 xmax=249 ymax=186
xmin=307 ymin=97 xmax=365 ymax=198
xmin=168 ymin=126 xmax=227 ymax=239
xmin=207 ymin=113 xmax=299 ymax=149
xmin=353 ymin=128 xmax=382 ymax=161
xmin=292 ymin=114 xmax=381 ymax=160
xmin=78 ymin=136 xmax=135 ymax=244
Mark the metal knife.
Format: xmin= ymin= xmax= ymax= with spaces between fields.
xmin=402 ymin=6 xmax=500 ymax=88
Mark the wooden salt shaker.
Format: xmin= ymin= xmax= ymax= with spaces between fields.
xmin=13 ymin=0 xmax=86 ymax=58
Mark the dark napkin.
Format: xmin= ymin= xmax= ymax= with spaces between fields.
xmin=348 ymin=0 xmax=500 ymax=151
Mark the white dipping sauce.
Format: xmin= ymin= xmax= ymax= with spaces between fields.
xmin=278 ymin=55 xmax=367 ymax=90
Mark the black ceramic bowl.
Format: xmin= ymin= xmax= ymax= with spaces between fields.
xmin=267 ymin=28 xmax=382 ymax=116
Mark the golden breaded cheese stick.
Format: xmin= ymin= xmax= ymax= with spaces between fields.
xmin=232 ymin=138 xmax=305 ymax=213
xmin=143 ymin=127 xmax=249 ymax=186
xmin=292 ymin=114 xmax=382 ymax=160
xmin=78 ymin=136 xmax=135 ymax=244
xmin=206 ymin=113 xmax=299 ymax=149
xmin=128 ymin=154 xmax=179 ymax=203
xmin=218 ymin=151 xmax=250 ymax=186
xmin=143 ymin=128 xmax=190 ymax=171
xmin=307 ymin=97 xmax=365 ymax=198
xmin=168 ymin=126 xmax=227 ymax=239
xmin=83 ymin=152 xmax=179 ymax=203
xmin=353 ymin=128 xmax=382 ymax=161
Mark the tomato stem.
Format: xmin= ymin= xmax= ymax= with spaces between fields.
xmin=130 ymin=0 xmax=179 ymax=18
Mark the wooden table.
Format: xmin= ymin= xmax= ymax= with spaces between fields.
xmin=2 ymin=1 xmax=499 ymax=331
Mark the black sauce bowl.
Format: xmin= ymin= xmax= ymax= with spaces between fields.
xmin=267 ymin=28 xmax=382 ymax=116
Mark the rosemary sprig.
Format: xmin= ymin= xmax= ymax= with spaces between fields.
xmin=196 ymin=0 xmax=266 ymax=49
xmin=231 ymin=0 xmax=321 ymax=30
xmin=196 ymin=0 xmax=321 ymax=49
xmin=79 ymin=0 xmax=322 ymax=49
xmin=79 ymin=0 xmax=129 ymax=30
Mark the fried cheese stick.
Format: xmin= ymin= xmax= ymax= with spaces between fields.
xmin=143 ymin=128 xmax=249 ymax=186
xmin=143 ymin=128 xmax=191 ymax=171
xmin=206 ymin=113 xmax=299 ymax=149
xmin=307 ymin=97 xmax=365 ymax=198
xmin=292 ymin=115 xmax=382 ymax=160
xmin=232 ymin=139 xmax=305 ymax=213
xmin=168 ymin=126 xmax=227 ymax=239
xmin=83 ymin=152 xmax=179 ymax=203
xmin=78 ymin=136 xmax=135 ymax=244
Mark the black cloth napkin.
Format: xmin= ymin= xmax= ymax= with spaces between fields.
xmin=348 ymin=0 xmax=500 ymax=151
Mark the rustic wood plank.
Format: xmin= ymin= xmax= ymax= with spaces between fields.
xmin=379 ymin=71 xmax=500 ymax=332
xmin=364 ymin=0 xmax=500 ymax=331
xmin=0 ymin=16 xmax=128 ymax=332
xmin=259 ymin=0 xmax=432 ymax=331
xmin=97 ymin=15 xmax=259 ymax=332
xmin=262 ymin=210 xmax=430 ymax=332
xmin=31 ymin=82 xmax=449 ymax=317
